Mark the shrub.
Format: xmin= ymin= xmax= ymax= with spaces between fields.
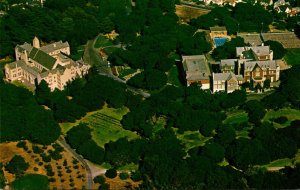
xmin=32 ymin=145 xmax=43 ymax=154
xmin=52 ymin=143 xmax=64 ymax=152
xmin=93 ymin=175 xmax=105 ymax=184
xmin=63 ymin=160 xmax=68 ymax=166
xmin=42 ymin=155 xmax=51 ymax=162
xmin=105 ymin=168 xmax=117 ymax=179
xmin=33 ymin=167 xmax=39 ymax=171
xmin=72 ymin=159 xmax=79 ymax=165
xmin=119 ymin=172 xmax=129 ymax=180
xmin=130 ymin=171 xmax=142 ymax=182
xmin=49 ymin=178 xmax=56 ymax=182
xmin=16 ymin=141 xmax=28 ymax=151
xmin=5 ymin=155 xmax=29 ymax=176
xmin=99 ymin=183 xmax=110 ymax=190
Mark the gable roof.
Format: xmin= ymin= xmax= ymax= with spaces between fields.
xmin=29 ymin=47 xmax=57 ymax=70
xmin=6 ymin=60 xmax=26 ymax=69
xmin=210 ymin=26 xmax=227 ymax=32
xmin=213 ymin=72 xmax=243 ymax=81
xmin=40 ymin=41 xmax=69 ymax=54
xmin=220 ymin=59 xmax=237 ymax=67
xmin=16 ymin=42 xmax=33 ymax=52
xmin=244 ymin=60 xmax=278 ymax=71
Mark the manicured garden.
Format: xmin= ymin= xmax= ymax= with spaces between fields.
xmin=60 ymin=105 xmax=139 ymax=148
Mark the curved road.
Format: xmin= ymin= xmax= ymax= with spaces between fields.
xmin=57 ymin=137 xmax=94 ymax=190
xmin=84 ymin=35 xmax=150 ymax=98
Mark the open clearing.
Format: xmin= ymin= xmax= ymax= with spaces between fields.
xmin=60 ymin=104 xmax=139 ymax=148
xmin=263 ymin=108 xmax=300 ymax=128
xmin=175 ymin=5 xmax=210 ymax=22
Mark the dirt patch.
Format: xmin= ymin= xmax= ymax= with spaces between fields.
xmin=175 ymin=5 xmax=210 ymax=23
xmin=94 ymin=175 xmax=141 ymax=190
xmin=0 ymin=141 xmax=86 ymax=189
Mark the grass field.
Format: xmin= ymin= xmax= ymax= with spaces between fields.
xmin=224 ymin=111 xmax=248 ymax=125
xmin=94 ymin=35 xmax=113 ymax=48
xmin=263 ymin=108 xmax=300 ymax=128
xmin=175 ymin=5 xmax=210 ymax=22
xmin=60 ymin=105 xmax=139 ymax=147
xmin=176 ymin=130 xmax=211 ymax=151
xmin=284 ymin=48 xmax=300 ymax=66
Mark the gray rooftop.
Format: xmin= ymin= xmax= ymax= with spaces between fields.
xmin=237 ymin=33 xmax=262 ymax=46
xmin=236 ymin=46 xmax=271 ymax=57
xmin=213 ymin=72 xmax=243 ymax=81
xmin=210 ymin=26 xmax=227 ymax=32
xmin=16 ymin=42 xmax=33 ymax=52
xmin=244 ymin=60 xmax=278 ymax=71
xmin=261 ymin=32 xmax=300 ymax=49
xmin=6 ymin=60 xmax=26 ymax=69
xmin=220 ymin=59 xmax=237 ymax=67
xmin=40 ymin=41 xmax=69 ymax=54
xmin=182 ymin=55 xmax=211 ymax=80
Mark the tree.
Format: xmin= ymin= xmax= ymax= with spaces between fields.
xmin=5 ymin=155 xmax=29 ymax=176
xmin=35 ymin=80 xmax=52 ymax=106
xmin=244 ymin=100 xmax=266 ymax=124
xmin=11 ymin=174 xmax=49 ymax=190
xmin=78 ymin=140 xmax=105 ymax=165
xmin=212 ymin=37 xmax=245 ymax=60
xmin=66 ymin=123 xmax=92 ymax=149
xmin=263 ymin=79 xmax=271 ymax=89
xmin=105 ymin=168 xmax=117 ymax=178
xmin=264 ymin=40 xmax=287 ymax=59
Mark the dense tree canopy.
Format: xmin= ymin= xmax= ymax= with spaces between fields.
xmin=0 ymin=83 xmax=60 ymax=144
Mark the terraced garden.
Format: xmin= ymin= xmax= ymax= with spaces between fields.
xmin=60 ymin=105 xmax=139 ymax=148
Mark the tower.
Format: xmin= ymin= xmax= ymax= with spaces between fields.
xmin=33 ymin=36 xmax=40 ymax=48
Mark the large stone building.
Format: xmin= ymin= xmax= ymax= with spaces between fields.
xmin=243 ymin=60 xmax=280 ymax=85
xmin=5 ymin=37 xmax=90 ymax=91
xmin=182 ymin=55 xmax=211 ymax=90
xmin=212 ymin=44 xmax=280 ymax=93
xmin=212 ymin=72 xmax=243 ymax=93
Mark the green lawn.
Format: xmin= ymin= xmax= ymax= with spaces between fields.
xmin=11 ymin=174 xmax=49 ymax=190
xmin=223 ymin=111 xmax=248 ymax=125
xmin=60 ymin=105 xmax=139 ymax=147
xmin=167 ymin=65 xmax=183 ymax=87
xmin=94 ymin=35 xmax=113 ymax=48
xmin=103 ymin=47 xmax=118 ymax=55
xmin=263 ymin=108 xmax=300 ymax=128
xmin=257 ymin=158 xmax=293 ymax=171
xmin=118 ymin=67 xmax=137 ymax=79
xmin=284 ymin=48 xmax=300 ymax=66
xmin=176 ymin=130 xmax=211 ymax=151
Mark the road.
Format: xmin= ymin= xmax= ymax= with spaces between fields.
xmin=179 ymin=0 xmax=213 ymax=10
xmin=84 ymin=35 xmax=151 ymax=98
xmin=57 ymin=137 xmax=94 ymax=190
